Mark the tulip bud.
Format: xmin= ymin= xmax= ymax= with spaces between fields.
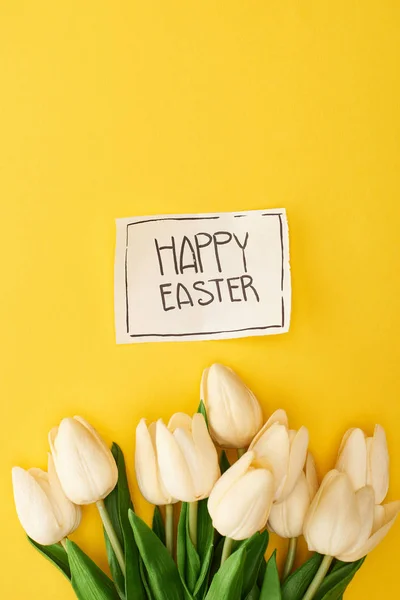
xmin=200 ymin=364 xmax=263 ymax=448
xmin=268 ymin=453 xmax=318 ymax=538
xmin=208 ymin=450 xmax=274 ymax=540
xmin=155 ymin=412 xmax=220 ymax=503
xmin=303 ymin=470 xmax=362 ymax=557
xmin=12 ymin=455 xmax=81 ymax=545
xmin=249 ymin=409 xmax=309 ymax=501
xmin=49 ymin=416 xmax=118 ymax=505
xmin=336 ymin=425 xmax=389 ymax=504
xmin=135 ymin=419 xmax=176 ymax=505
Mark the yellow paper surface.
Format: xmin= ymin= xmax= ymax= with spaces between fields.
xmin=0 ymin=1 xmax=399 ymax=598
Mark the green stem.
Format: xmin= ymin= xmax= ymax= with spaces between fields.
xmin=60 ymin=538 xmax=67 ymax=550
xmin=237 ymin=448 xmax=246 ymax=458
xmin=188 ymin=501 xmax=198 ymax=550
xmin=165 ymin=503 xmax=174 ymax=556
xmin=221 ymin=536 xmax=234 ymax=565
xmin=282 ymin=537 xmax=298 ymax=582
xmin=302 ymin=555 xmax=333 ymax=600
xmin=96 ymin=499 xmax=126 ymax=575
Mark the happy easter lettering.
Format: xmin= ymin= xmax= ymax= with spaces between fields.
xmin=154 ymin=232 xmax=260 ymax=311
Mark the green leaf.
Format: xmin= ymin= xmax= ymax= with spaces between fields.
xmin=260 ymin=550 xmax=281 ymax=600
xmin=66 ymin=539 xmax=119 ymax=600
xmin=197 ymin=400 xmax=208 ymax=427
xmin=313 ymin=558 xmax=365 ymax=600
xmin=139 ymin=557 xmax=153 ymax=599
xmin=245 ymin=586 xmax=260 ymax=600
xmin=104 ymin=443 xmax=146 ymax=600
xmin=152 ymin=506 xmax=166 ymax=545
xmin=28 ymin=537 xmax=71 ymax=580
xmin=282 ymin=553 xmax=323 ymax=600
xmin=193 ymin=499 xmax=215 ymax=597
xmin=219 ymin=451 xmax=231 ymax=474
xmin=177 ymin=502 xmax=188 ymax=581
xmin=204 ymin=546 xmax=247 ymax=600
xmin=129 ymin=510 xmax=189 ymax=600
xmin=240 ymin=531 xmax=269 ymax=598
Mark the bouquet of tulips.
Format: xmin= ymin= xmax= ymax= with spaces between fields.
xmin=12 ymin=364 xmax=399 ymax=600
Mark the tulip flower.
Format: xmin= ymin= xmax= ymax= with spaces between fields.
xmin=49 ymin=416 xmax=118 ymax=505
xmin=135 ymin=419 xmax=177 ymax=506
xmin=249 ymin=409 xmax=309 ymax=501
xmin=208 ymin=450 xmax=274 ymax=542
xmin=200 ymin=363 xmax=263 ymax=449
xmin=49 ymin=416 xmax=125 ymax=574
xmin=155 ymin=411 xmax=220 ymax=552
xmin=302 ymin=469 xmax=400 ymax=600
xmin=12 ymin=455 xmax=81 ymax=546
xmin=336 ymin=424 xmax=389 ymax=504
xmin=155 ymin=412 xmax=220 ymax=503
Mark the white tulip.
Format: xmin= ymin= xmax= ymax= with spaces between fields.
xmin=49 ymin=416 xmax=118 ymax=505
xmin=336 ymin=424 xmax=389 ymax=504
xmin=155 ymin=412 xmax=220 ymax=502
xmin=303 ymin=470 xmax=363 ymax=557
xmin=135 ymin=418 xmax=176 ymax=505
xmin=304 ymin=468 xmax=400 ymax=562
xmin=208 ymin=450 xmax=274 ymax=540
xmin=268 ymin=453 xmax=318 ymax=538
xmin=200 ymin=363 xmax=263 ymax=448
xmin=12 ymin=455 xmax=81 ymax=545
xmin=249 ymin=409 xmax=309 ymax=501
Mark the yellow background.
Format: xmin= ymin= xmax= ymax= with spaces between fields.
xmin=1 ymin=1 xmax=399 ymax=598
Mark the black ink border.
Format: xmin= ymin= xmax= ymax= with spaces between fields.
xmin=124 ymin=213 xmax=286 ymax=338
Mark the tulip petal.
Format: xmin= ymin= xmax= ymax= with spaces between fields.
xmin=304 ymin=470 xmax=361 ymax=557
xmin=156 ymin=420 xmax=196 ymax=502
xmin=279 ymin=426 xmax=309 ymax=501
xmin=340 ymin=486 xmax=375 ymax=556
xmin=336 ymin=428 xmax=367 ymax=492
xmin=249 ymin=409 xmax=289 ymax=451
xmin=46 ymin=454 xmax=81 ymax=534
xmin=208 ymin=451 xmax=255 ymax=517
xmin=269 ymin=471 xmax=310 ymax=538
xmin=12 ymin=467 xmax=63 ymax=545
xmin=250 ymin=423 xmax=290 ymax=500
xmin=168 ymin=412 xmax=193 ymax=432
xmin=211 ymin=468 xmax=274 ymax=540
xmin=305 ymin=453 xmax=319 ymax=500
xmin=367 ymin=425 xmax=389 ymax=504
xmin=337 ymin=500 xmax=400 ymax=562
xmin=135 ymin=419 xmax=173 ymax=505
xmin=191 ymin=413 xmax=220 ymax=498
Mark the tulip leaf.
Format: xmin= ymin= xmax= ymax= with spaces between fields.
xmin=104 ymin=443 xmax=146 ymax=600
xmin=204 ymin=545 xmax=246 ymax=600
xmin=152 ymin=506 xmax=166 ymax=545
xmin=219 ymin=451 xmax=231 ymax=474
xmin=313 ymin=558 xmax=365 ymax=600
xmin=129 ymin=510 xmax=189 ymax=600
xmin=240 ymin=531 xmax=269 ymax=598
xmin=177 ymin=501 xmax=188 ymax=580
xmin=28 ymin=537 xmax=71 ymax=580
xmin=197 ymin=400 xmax=209 ymax=428
xmin=259 ymin=550 xmax=281 ymax=600
xmin=281 ymin=553 xmax=324 ymax=600
xmin=139 ymin=557 xmax=153 ymax=599
xmin=194 ymin=499 xmax=215 ymax=596
xmin=245 ymin=585 xmax=261 ymax=600
xmin=66 ymin=539 xmax=120 ymax=600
